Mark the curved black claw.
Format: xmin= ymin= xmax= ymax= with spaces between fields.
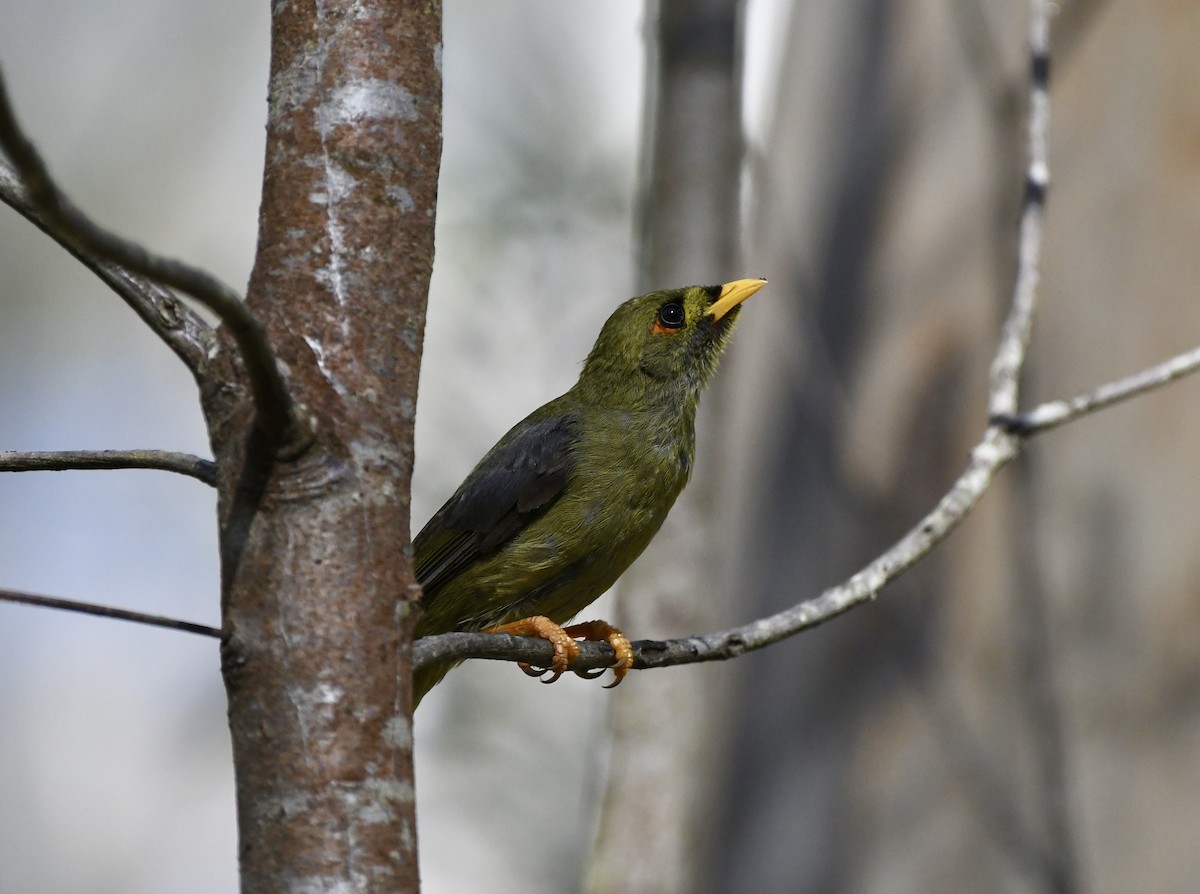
xmin=602 ymin=675 xmax=625 ymax=690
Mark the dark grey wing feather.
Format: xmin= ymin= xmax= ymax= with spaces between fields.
xmin=413 ymin=410 xmax=581 ymax=600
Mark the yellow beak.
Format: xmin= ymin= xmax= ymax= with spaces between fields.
xmin=706 ymin=278 xmax=767 ymax=322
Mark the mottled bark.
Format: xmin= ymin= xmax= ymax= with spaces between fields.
xmin=215 ymin=3 xmax=441 ymax=892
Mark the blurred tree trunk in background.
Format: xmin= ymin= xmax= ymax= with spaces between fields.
xmin=585 ymin=1 xmax=746 ymax=891
xmin=708 ymin=1 xmax=1200 ymax=892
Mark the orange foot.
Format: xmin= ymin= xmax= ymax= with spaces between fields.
xmin=488 ymin=616 xmax=634 ymax=689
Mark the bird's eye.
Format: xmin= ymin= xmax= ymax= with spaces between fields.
xmin=656 ymin=302 xmax=686 ymax=329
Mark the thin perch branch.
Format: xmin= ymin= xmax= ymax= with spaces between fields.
xmin=0 ymin=164 xmax=216 ymax=375
xmin=0 ymin=587 xmax=220 ymax=638
xmin=0 ymin=450 xmax=217 ymax=486
xmin=0 ymin=68 xmax=306 ymax=452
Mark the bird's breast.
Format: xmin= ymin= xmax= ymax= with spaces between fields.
xmin=443 ymin=408 xmax=697 ymax=629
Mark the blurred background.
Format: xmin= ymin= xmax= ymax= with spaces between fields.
xmin=2 ymin=1 xmax=1199 ymax=892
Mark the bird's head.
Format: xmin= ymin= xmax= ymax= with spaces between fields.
xmin=575 ymin=278 xmax=766 ymax=411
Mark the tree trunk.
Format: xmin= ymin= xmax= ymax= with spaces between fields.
xmin=213 ymin=3 xmax=441 ymax=891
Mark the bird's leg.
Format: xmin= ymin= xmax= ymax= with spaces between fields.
xmin=488 ymin=615 xmax=580 ymax=684
xmin=563 ymin=620 xmax=634 ymax=688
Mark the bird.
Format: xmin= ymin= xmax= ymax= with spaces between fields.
xmin=412 ymin=278 xmax=765 ymax=706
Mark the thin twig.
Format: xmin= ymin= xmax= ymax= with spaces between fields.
xmin=0 ymin=587 xmax=220 ymax=638
xmin=0 ymin=69 xmax=306 ymax=453
xmin=0 ymin=164 xmax=216 ymax=375
xmin=0 ymin=450 xmax=217 ymax=486
xmin=988 ymin=0 xmax=1050 ymax=418
xmin=993 ymin=343 xmax=1200 ymax=436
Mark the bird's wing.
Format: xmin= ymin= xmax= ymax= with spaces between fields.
xmin=413 ymin=409 xmax=582 ymax=600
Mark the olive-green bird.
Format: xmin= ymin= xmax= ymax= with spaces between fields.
xmin=412 ymin=278 xmax=765 ymax=706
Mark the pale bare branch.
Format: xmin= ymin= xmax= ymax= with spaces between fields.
xmin=988 ymin=0 xmax=1050 ymax=418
